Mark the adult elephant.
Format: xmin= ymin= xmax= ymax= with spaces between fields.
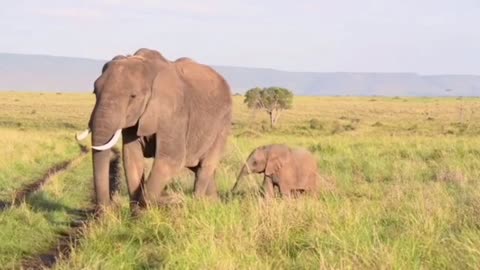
xmin=76 ymin=48 xmax=232 ymax=210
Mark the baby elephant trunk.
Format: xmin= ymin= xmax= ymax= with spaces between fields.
xmin=231 ymin=164 xmax=250 ymax=193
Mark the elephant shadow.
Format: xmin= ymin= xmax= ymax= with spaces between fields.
xmin=24 ymin=191 xmax=93 ymax=227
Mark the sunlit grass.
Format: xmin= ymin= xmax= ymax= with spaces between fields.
xmin=0 ymin=128 xmax=82 ymax=200
xmin=55 ymin=134 xmax=480 ymax=269
xmin=0 ymin=92 xmax=479 ymax=269
xmin=0 ymin=156 xmax=93 ymax=268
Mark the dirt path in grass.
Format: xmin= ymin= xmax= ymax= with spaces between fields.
xmin=20 ymin=147 xmax=121 ymax=269
xmin=0 ymin=145 xmax=89 ymax=210
xmin=21 ymin=206 xmax=96 ymax=269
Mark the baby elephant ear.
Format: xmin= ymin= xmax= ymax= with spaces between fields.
xmin=265 ymin=155 xmax=284 ymax=176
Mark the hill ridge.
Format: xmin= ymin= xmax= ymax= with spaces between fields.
xmin=1 ymin=53 xmax=479 ymax=96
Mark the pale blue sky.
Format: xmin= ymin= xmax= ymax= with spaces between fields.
xmin=0 ymin=0 xmax=479 ymax=74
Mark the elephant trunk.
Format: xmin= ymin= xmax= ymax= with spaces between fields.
xmin=90 ymin=108 xmax=121 ymax=147
xmin=90 ymin=104 xmax=123 ymax=207
xmin=92 ymin=149 xmax=112 ymax=207
xmin=232 ymin=164 xmax=250 ymax=193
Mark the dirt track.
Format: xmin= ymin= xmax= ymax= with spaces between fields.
xmin=18 ymin=146 xmax=121 ymax=269
xmin=0 ymin=144 xmax=93 ymax=269
xmin=0 ymin=145 xmax=89 ymax=210
xmin=21 ymin=207 xmax=95 ymax=269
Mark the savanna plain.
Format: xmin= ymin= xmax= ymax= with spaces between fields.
xmin=0 ymin=92 xmax=479 ymax=269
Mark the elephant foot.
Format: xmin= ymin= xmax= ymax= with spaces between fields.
xmin=130 ymin=204 xmax=145 ymax=218
xmin=157 ymin=194 xmax=185 ymax=206
xmin=142 ymin=193 xmax=185 ymax=208
xmin=195 ymin=192 xmax=219 ymax=202
xmin=130 ymin=194 xmax=184 ymax=217
xmin=128 ymin=199 xmax=143 ymax=214
xmin=93 ymin=202 xmax=116 ymax=217
xmin=204 ymin=194 xmax=220 ymax=203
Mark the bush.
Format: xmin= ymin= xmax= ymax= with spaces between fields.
xmin=309 ymin=118 xmax=323 ymax=130
xmin=407 ymin=124 xmax=418 ymax=131
xmin=331 ymin=121 xmax=346 ymax=134
xmin=351 ymin=118 xmax=361 ymax=123
xmin=343 ymin=124 xmax=356 ymax=131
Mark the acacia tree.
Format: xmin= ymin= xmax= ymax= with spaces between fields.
xmin=244 ymin=87 xmax=293 ymax=127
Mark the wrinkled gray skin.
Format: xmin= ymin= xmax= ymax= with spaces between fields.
xmin=86 ymin=48 xmax=232 ymax=210
xmin=232 ymin=144 xmax=319 ymax=197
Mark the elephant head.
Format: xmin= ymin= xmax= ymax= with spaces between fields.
xmin=231 ymin=144 xmax=290 ymax=192
xmin=75 ymin=48 xmax=176 ymax=207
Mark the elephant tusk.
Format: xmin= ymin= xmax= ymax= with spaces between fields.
xmin=92 ymin=129 xmax=122 ymax=151
xmin=75 ymin=129 xmax=91 ymax=141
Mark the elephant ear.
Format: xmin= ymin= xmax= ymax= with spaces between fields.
xmin=137 ymin=65 xmax=182 ymax=137
xmin=265 ymin=148 xmax=288 ymax=176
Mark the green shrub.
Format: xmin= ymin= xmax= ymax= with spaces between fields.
xmin=309 ymin=118 xmax=323 ymax=130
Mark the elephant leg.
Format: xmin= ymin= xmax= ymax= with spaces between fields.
xmin=188 ymin=165 xmax=217 ymax=197
xmin=194 ymin=128 xmax=228 ymax=198
xmin=122 ymin=133 xmax=144 ymax=207
xmin=142 ymin=158 xmax=182 ymax=206
xmin=279 ymin=184 xmax=292 ymax=198
xmin=262 ymin=176 xmax=274 ymax=198
xmin=205 ymin=177 xmax=218 ymax=197
xmin=194 ymin=165 xmax=217 ymax=198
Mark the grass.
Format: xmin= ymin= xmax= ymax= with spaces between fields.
xmin=0 ymin=92 xmax=479 ymax=269
xmin=54 ymin=135 xmax=480 ymax=269
xmin=0 ymin=156 xmax=93 ymax=268
xmin=0 ymin=128 xmax=82 ymax=201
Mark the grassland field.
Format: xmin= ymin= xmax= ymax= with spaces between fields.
xmin=0 ymin=92 xmax=479 ymax=269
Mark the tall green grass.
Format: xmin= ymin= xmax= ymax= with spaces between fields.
xmin=0 ymin=156 xmax=93 ymax=268
xmin=54 ymin=135 xmax=480 ymax=269
xmin=0 ymin=92 xmax=479 ymax=269
xmin=0 ymin=128 xmax=82 ymax=201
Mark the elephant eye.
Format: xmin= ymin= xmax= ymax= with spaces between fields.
xmin=130 ymin=94 xmax=137 ymax=98
xmin=253 ymin=160 xmax=257 ymax=166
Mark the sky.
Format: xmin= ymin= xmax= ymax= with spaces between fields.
xmin=0 ymin=0 xmax=479 ymax=74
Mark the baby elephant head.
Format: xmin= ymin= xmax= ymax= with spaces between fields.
xmin=231 ymin=144 xmax=289 ymax=193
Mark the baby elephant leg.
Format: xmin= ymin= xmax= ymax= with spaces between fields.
xmin=278 ymin=184 xmax=292 ymax=198
xmin=262 ymin=176 xmax=275 ymax=198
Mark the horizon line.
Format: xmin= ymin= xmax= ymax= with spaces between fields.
xmin=1 ymin=51 xmax=479 ymax=77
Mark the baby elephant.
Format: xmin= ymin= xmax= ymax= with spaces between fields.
xmin=232 ymin=144 xmax=319 ymax=198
